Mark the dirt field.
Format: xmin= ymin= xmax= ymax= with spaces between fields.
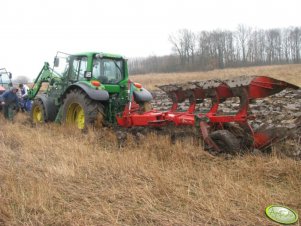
xmin=0 ymin=64 xmax=300 ymax=225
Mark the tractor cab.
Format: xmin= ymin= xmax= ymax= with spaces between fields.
xmin=53 ymin=52 xmax=129 ymax=96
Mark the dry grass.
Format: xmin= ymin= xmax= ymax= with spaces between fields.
xmin=1 ymin=115 xmax=300 ymax=226
xmin=131 ymin=64 xmax=301 ymax=90
xmin=0 ymin=64 xmax=301 ymax=225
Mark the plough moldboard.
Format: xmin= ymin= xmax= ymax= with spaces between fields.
xmin=116 ymin=75 xmax=300 ymax=154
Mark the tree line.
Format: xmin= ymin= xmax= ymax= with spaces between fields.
xmin=128 ymin=25 xmax=301 ymax=74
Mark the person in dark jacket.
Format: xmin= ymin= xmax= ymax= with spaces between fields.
xmin=0 ymin=87 xmax=19 ymax=121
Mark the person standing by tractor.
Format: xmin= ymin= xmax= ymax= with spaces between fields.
xmin=0 ymin=87 xmax=19 ymax=121
xmin=19 ymin=83 xmax=31 ymax=112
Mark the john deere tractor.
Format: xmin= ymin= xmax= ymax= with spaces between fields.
xmin=28 ymin=52 xmax=152 ymax=129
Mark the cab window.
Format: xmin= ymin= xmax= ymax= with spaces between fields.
xmin=92 ymin=57 xmax=123 ymax=84
xmin=69 ymin=57 xmax=87 ymax=81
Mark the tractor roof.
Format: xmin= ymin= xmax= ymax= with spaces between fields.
xmin=73 ymin=52 xmax=125 ymax=59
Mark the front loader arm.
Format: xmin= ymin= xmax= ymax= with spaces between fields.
xmin=28 ymin=62 xmax=60 ymax=100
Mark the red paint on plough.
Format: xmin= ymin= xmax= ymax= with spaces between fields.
xmin=117 ymin=76 xmax=299 ymax=153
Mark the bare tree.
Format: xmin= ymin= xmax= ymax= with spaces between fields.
xmin=283 ymin=28 xmax=292 ymax=63
xmin=236 ymin=24 xmax=252 ymax=64
xmin=265 ymin=29 xmax=282 ymax=64
xmin=289 ymin=27 xmax=301 ymax=63
xmin=169 ymin=29 xmax=196 ymax=68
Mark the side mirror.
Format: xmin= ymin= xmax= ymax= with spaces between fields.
xmin=8 ymin=72 xmax=12 ymax=79
xmin=54 ymin=57 xmax=60 ymax=67
xmin=84 ymin=71 xmax=92 ymax=79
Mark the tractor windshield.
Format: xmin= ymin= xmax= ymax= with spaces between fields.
xmin=92 ymin=57 xmax=124 ymax=84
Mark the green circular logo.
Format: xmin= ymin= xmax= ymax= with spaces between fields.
xmin=265 ymin=205 xmax=298 ymax=224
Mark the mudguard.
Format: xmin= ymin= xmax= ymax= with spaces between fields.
xmin=133 ymin=88 xmax=153 ymax=103
xmin=37 ymin=94 xmax=58 ymax=121
xmin=69 ymin=83 xmax=109 ymax=101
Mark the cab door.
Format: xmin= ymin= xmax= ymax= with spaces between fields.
xmin=67 ymin=56 xmax=88 ymax=83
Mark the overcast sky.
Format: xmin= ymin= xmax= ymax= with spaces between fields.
xmin=0 ymin=0 xmax=300 ymax=80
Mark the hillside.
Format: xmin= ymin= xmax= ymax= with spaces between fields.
xmin=0 ymin=64 xmax=301 ymax=225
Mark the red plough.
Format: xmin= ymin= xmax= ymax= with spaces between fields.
xmin=117 ymin=76 xmax=299 ymax=153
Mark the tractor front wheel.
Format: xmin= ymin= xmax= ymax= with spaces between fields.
xmin=62 ymin=89 xmax=104 ymax=129
xmin=31 ymin=99 xmax=47 ymax=123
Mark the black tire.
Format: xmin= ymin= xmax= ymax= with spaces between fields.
xmin=31 ymin=99 xmax=47 ymax=123
xmin=209 ymin=130 xmax=240 ymax=154
xmin=62 ymin=89 xmax=105 ymax=129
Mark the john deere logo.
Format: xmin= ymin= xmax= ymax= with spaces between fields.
xmin=266 ymin=205 xmax=298 ymax=224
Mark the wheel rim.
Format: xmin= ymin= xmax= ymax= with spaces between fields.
xmin=66 ymin=103 xmax=85 ymax=129
xmin=33 ymin=106 xmax=43 ymax=123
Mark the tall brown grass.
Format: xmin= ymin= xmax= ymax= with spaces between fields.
xmin=0 ymin=64 xmax=300 ymax=225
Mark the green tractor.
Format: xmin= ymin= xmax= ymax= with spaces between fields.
xmin=28 ymin=52 xmax=153 ymax=129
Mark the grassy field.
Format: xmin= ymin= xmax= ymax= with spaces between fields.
xmin=0 ymin=64 xmax=301 ymax=225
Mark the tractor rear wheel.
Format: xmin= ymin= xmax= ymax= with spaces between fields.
xmin=209 ymin=130 xmax=240 ymax=154
xmin=62 ymin=89 xmax=104 ymax=129
xmin=31 ymin=99 xmax=47 ymax=123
